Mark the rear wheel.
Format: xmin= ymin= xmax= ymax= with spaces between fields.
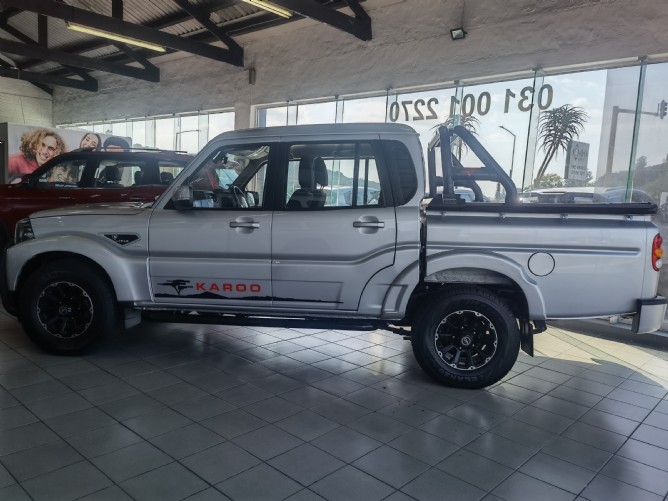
xmin=411 ymin=287 xmax=520 ymax=389
xmin=18 ymin=259 xmax=119 ymax=354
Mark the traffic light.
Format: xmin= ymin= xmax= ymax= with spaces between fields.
xmin=660 ymin=100 xmax=667 ymax=119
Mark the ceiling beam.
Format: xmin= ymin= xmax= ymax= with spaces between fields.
xmin=172 ymin=0 xmax=242 ymax=60
xmin=0 ymin=38 xmax=159 ymax=81
xmin=4 ymin=0 xmax=244 ymax=66
xmin=0 ymin=66 xmax=97 ymax=91
xmin=270 ymin=0 xmax=371 ymax=40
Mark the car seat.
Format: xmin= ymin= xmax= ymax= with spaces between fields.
xmin=160 ymin=172 xmax=174 ymax=184
xmin=100 ymin=165 xmax=124 ymax=188
xmin=287 ymin=156 xmax=328 ymax=209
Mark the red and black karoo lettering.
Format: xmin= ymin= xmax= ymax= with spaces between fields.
xmin=196 ymin=282 xmax=261 ymax=293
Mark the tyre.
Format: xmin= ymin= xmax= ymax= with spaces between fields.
xmin=18 ymin=259 xmax=119 ymax=354
xmin=411 ymin=286 xmax=520 ymax=389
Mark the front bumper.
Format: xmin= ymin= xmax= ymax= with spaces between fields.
xmin=632 ymin=296 xmax=667 ymax=334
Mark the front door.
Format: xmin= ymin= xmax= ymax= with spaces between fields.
xmin=271 ymin=141 xmax=397 ymax=310
xmin=149 ymin=142 xmax=275 ymax=308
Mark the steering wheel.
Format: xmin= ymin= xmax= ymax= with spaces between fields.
xmin=232 ymin=185 xmax=249 ymax=208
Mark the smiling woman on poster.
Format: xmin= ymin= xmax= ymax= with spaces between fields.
xmin=8 ymin=128 xmax=67 ymax=182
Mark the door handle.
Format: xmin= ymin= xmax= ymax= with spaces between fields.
xmin=230 ymin=221 xmax=260 ymax=229
xmin=353 ymin=221 xmax=385 ymax=228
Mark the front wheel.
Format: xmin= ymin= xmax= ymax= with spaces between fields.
xmin=411 ymin=287 xmax=520 ymax=389
xmin=18 ymin=259 xmax=119 ymax=354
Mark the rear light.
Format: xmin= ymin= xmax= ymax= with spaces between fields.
xmin=652 ymin=234 xmax=663 ymax=271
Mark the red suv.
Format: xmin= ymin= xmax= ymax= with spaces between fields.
xmin=0 ymin=149 xmax=193 ymax=248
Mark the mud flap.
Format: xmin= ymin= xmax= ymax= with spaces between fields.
xmin=519 ymin=319 xmax=546 ymax=357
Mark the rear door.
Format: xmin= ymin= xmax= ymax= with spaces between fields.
xmin=271 ymin=140 xmax=397 ymax=310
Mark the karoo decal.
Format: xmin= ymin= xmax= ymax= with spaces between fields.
xmin=155 ymin=279 xmax=264 ymax=299
xmin=104 ymin=233 xmax=140 ymax=246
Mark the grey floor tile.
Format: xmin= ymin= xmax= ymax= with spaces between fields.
xmin=0 ymin=463 xmax=12 ymax=488
xmin=341 ymin=367 xmax=391 ymax=386
xmin=150 ymin=423 xmax=225 ymax=459
xmin=189 ymin=371 xmax=244 ymax=394
xmin=232 ymin=424 xmax=303 ymax=460
xmin=170 ymin=395 xmax=236 ymax=422
xmin=507 ymin=373 xmax=561 ymax=394
xmin=563 ymin=376 xmax=615 ymax=397
xmin=0 ymin=422 xmax=59 ymax=456
xmin=125 ymin=370 xmax=182 ymax=392
xmin=311 ymin=426 xmax=382 ymax=462
xmin=523 ymin=366 xmax=574 ymax=385
xmin=268 ymin=443 xmax=345 ymax=486
xmin=548 ymin=385 xmax=604 ymax=408
xmin=593 ymin=397 xmax=652 ymax=422
xmin=77 ymin=485 xmax=135 ymax=501
xmin=600 ymin=455 xmax=668 ymax=496
xmin=541 ymin=436 xmax=613 ymax=471
xmin=488 ymin=382 xmax=544 ymax=404
xmin=401 ymin=467 xmax=486 ymax=501
xmin=275 ymin=409 xmax=339 ymax=441
xmin=91 ymin=441 xmax=173 ymax=482
xmin=120 ymin=462 xmax=209 ymax=501
xmin=180 ymin=442 xmax=261 ymax=484
xmin=531 ymin=395 xmax=590 ymax=420
xmin=217 ymin=463 xmax=302 ymax=501
xmin=184 ymin=487 xmax=232 ymax=500
xmin=283 ymin=489 xmax=327 ymax=501
xmin=122 ymin=407 xmax=193 ymax=439
xmin=419 ymin=414 xmax=486 ymax=446
xmin=79 ymin=381 xmax=140 ymax=406
xmin=494 ymin=472 xmax=577 ymax=501
xmin=21 ymin=461 xmax=113 ymax=501
xmin=436 ymin=449 xmax=513 ymax=491
xmin=216 ymin=383 xmax=273 ymax=407
xmin=311 ymin=465 xmax=395 ymax=501
xmin=353 ymin=445 xmax=429 ymax=489
xmin=44 ymin=407 xmax=117 ymax=438
xmin=348 ymin=412 xmax=411 ymax=443
xmin=388 ymin=429 xmax=459 ymax=465
xmin=0 ymin=483 xmax=30 ymax=501
xmin=631 ymin=423 xmax=668 ymax=450
xmin=446 ymin=403 xmax=508 ymax=431
xmin=607 ymin=387 xmax=661 ymax=410
xmin=67 ymin=423 xmax=144 ymax=458
xmin=581 ymin=473 xmax=663 ymax=501
xmin=201 ymin=408 xmax=268 ymax=439
xmin=243 ymin=396 xmax=303 ymax=423
xmin=59 ymin=369 xmax=119 ymax=391
xmin=490 ymin=418 xmax=559 ymax=449
xmin=147 ymin=381 xmax=208 ymax=407
xmin=0 ymin=440 xmax=83 ymax=481
xmin=579 ymin=408 xmax=640 ymax=436
xmin=98 ymin=393 xmax=165 ymax=421
xmin=312 ymin=397 xmax=371 ymax=424
xmin=24 ymin=392 xmax=93 ymax=420
xmin=379 ymin=400 xmax=440 ymax=427
xmin=250 ymin=373 xmax=304 ymax=394
xmin=465 ymin=432 xmax=538 ymax=469
xmin=617 ymin=439 xmax=668 ymax=472
xmin=561 ymin=421 xmax=626 ymax=452
xmin=312 ymin=375 xmax=366 ymax=397
xmin=0 ymin=405 xmax=38 ymax=431
xmin=644 ymin=409 xmax=668 ymax=431
xmin=0 ymin=368 xmax=53 ymax=389
xmin=519 ymin=451 xmax=596 ymax=494
xmin=10 ymin=379 xmax=71 ymax=403
xmin=512 ymin=405 xmax=575 ymax=434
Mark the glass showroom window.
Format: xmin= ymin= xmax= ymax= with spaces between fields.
xmin=155 ymin=117 xmax=175 ymax=150
xmin=294 ymin=101 xmax=337 ymax=125
xmin=130 ymin=120 xmax=149 ymax=148
xmin=340 ymin=95 xmax=388 ymax=123
xmin=208 ymin=111 xmax=234 ymax=141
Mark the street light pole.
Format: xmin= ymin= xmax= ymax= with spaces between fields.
xmin=499 ymin=125 xmax=516 ymax=181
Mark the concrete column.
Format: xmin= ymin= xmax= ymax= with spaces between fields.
xmin=234 ymin=102 xmax=251 ymax=130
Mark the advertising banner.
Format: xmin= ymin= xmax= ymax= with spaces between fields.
xmin=564 ymin=140 xmax=590 ymax=182
xmin=3 ymin=124 xmax=131 ymax=183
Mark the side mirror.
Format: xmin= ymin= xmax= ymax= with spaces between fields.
xmin=172 ymin=185 xmax=193 ymax=210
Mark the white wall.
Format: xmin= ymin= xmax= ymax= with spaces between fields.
xmin=0 ymin=78 xmax=52 ymax=126
xmin=52 ymin=0 xmax=668 ymax=125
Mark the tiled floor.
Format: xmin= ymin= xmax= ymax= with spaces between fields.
xmin=1 ymin=310 xmax=668 ymax=501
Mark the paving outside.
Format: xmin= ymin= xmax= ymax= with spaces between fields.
xmin=0 ymin=309 xmax=667 ymax=501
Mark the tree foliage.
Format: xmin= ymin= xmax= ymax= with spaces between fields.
xmin=439 ymin=115 xmax=481 ymax=160
xmin=534 ymin=105 xmax=588 ymax=183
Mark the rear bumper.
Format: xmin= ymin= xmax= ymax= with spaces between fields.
xmin=632 ymin=297 xmax=667 ymax=334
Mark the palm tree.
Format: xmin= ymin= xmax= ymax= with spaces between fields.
xmin=534 ymin=104 xmax=588 ymax=183
xmin=438 ymin=114 xmax=481 ymax=159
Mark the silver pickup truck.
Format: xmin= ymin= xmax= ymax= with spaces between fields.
xmin=2 ymin=123 xmax=665 ymax=388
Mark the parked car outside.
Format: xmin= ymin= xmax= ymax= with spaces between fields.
xmin=0 ymin=148 xmax=193 ymax=248
xmin=519 ymin=186 xmax=657 ymax=205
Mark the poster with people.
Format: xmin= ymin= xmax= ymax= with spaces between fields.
xmin=2 ymin=124 xmax=131 ymax=183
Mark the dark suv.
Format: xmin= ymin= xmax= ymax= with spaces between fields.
xmin=0 ymin=149 xmax=193 ymax=248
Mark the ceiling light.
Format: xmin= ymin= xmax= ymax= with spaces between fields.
xmin=450 ymin=27 xmax=467 ymax=40
xmin=242 ymin=0 xmax=293 ymax=19
xmin=66 ymin=22 xmax=166 ymax=52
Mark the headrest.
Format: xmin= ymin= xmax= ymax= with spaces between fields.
xmin=104 ymin=165 xmax=121 ymax=182
xmin=313 ymin=157 xmax=328 ymax=187
xmin=297 ymin=156 xmax=312 ymax=188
